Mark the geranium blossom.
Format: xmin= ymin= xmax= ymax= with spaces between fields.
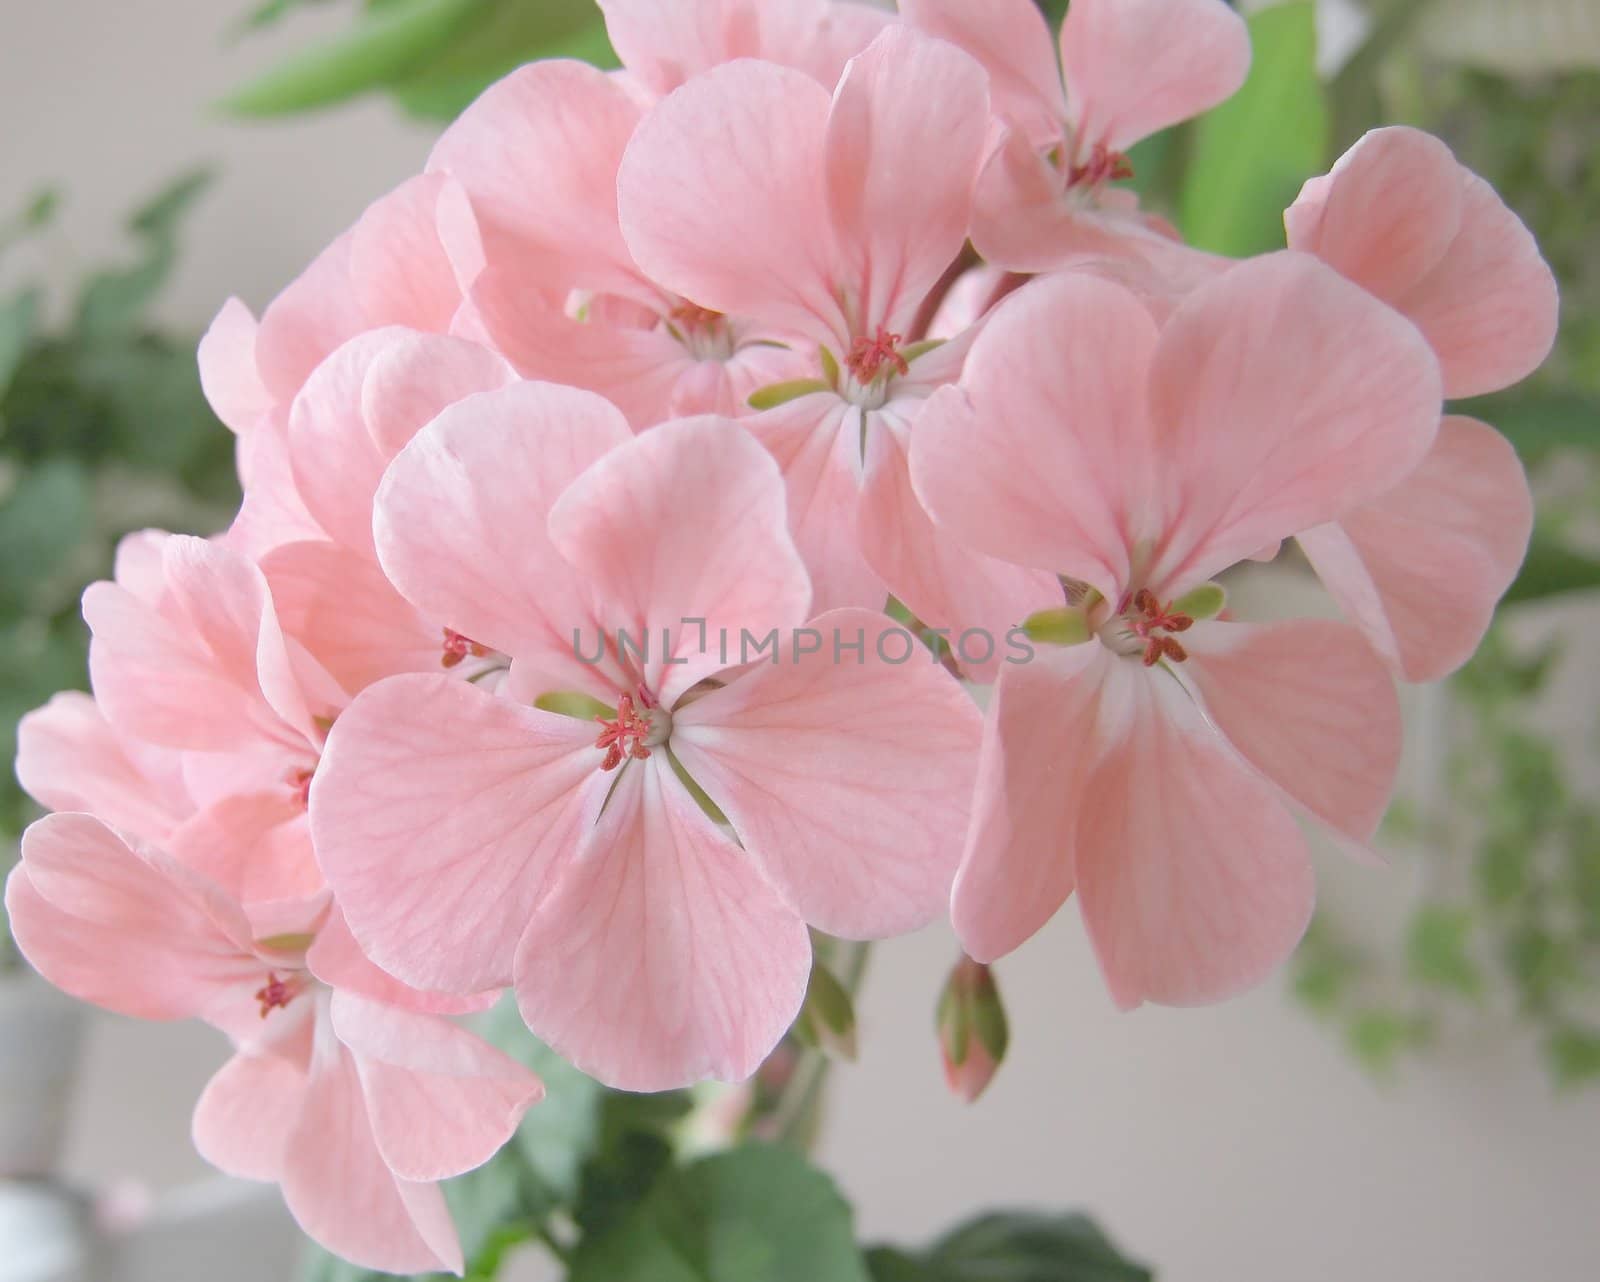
xmin=4 ymin=814 xmax=538 ymax=1275
xmin=617 ymin=26 xmax=1056 ymax=654
xmin=911 ymin=255 xmax=1443 ymax=1002
xmin=905 ymin=0 xmax=1249 ymax=272
xmin=310 ymin=394 xmax=982 ymax=1090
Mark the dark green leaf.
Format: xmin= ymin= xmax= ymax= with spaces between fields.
xmin=219 ymin=0 xmax=480 ymax=116
xmin=1179 ymin=1 xmax=1327 ymax=256
xmin=1503 ymin=534 xmax=1600 ymax=604
xmin=1546 ymin=1026 xmax=1600 ymax=1088
xmin=0 ymin=461 xmax=92 ymax=610
xmin=569 ymin=1144 xmax=871 ymax=1282
xmin=0 ymin=288 xmax=40 ymax=396
xmin=931 ymin=1211 xmax=1152 ymax=1282
xmin=1453 ymin=391 xmax=1600 ymax=462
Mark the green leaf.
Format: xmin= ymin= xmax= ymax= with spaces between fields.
xmin=75 ymin=170 xmax=214 ymax=340
xmin=0 ymin=461 xmax=92 ymax=611
xmin=870 ymin=1211 xmax=1153 ymax=1282
xmin=1345 ymin=1009 xmax=1429 ymax=1073
xmin=1405 ymin=904 xmax=1483 ymax=996
xmin=219 ymin=0 xmax=481 ymax=116
xmin=1179 ymin=1 xmax=1327 ymax=256
xmin=1453 ymin=391 xmax=1600 ymax=463
xmin=1503 ymin=533 xmax=1600 ymax=604
xmin=1546 ymin=1026 xmax=1600 ymax=1088
xmin=0 ymin=288 xmax=40 ymax=396
xmin=569 ymin=1144 xmax=871 ymax=1282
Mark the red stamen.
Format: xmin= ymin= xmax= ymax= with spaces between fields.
xmin=1127 ymin=591 xmax=1193 ymax=667
xmin=593 ymin=690 xmax=656 ymax=772
xmin=1068 ymin=142 xmax=1135 ymax=190
xmin=287 ymin=767 xmax=315 ymax=809
xmin=255 ymin=972 xmax=303 ymax=1019
xmin=441 ymin=628 xmax=491 ymax=669
xmin=846 ymin=328 xmax=911 ymax=383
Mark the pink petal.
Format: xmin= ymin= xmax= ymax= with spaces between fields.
xmin=198 ymin=298 xmax=271 ymax=435
xmin=950 ymin=645 xmax=1109 ymax=963
xmin=281 ymin=1029 xmax=464 ymax=1276
xmin=1283 ymin=127 xmax=1466 ymax=304
xmin=619 ymin=60 xmax=847 ymax=341
xmin=824 ymin=27 xmax=991 ymax=332
xmin=901 ymin=0 xmax=1067 ymax=146
xmin=1399 ymin=172 xmax=1560 ymax=398
xmin=672 ymin=607 xmax=983 ymax=938
xmin=6 ymin=815 xmax=258 ymax=1022
xmin=746 ymin=394 xmax=885 ymax=615
xmin=331 ymin=991 xmax=542 ymax=1183
xmin=1075 ymin=673 xmax=1316 ymax=1009
xmin=910 ymin=273 xmax=1161 ymax=595
xmin=858 ymin=418 xmax=1061 ymax=683
xmin=287 ymin=329 xmax=511 ymax=559
xmin=306 ymin=909 xmax=497 ymax=1018
xmin=513 ymin=760 xmax=812 ymax=1091
xmin=1181 ymin=620 xmax=1402 ymax=844
xmin=15 ymin=692 xmax=191 ymax=838
xmin=1146 ymin=252 xmax=1443 ymax=593
xmin=375 ymin=380 xmax=632 ymax=674
xmin=428 ymin=61 xmax=646 ymax=302
xmin=309 ymin=674 xmax=604 ymax=994
xmin=1060 ymin=0 xmax=1251 ymax=152
xmin=548 ymin=417 xmax=813 ymax=705
xmin=192 ymin=1050 xmax=308 ymax=1183
xmin=226 ymin=419 xmax=328 ymax=559
xmin=166 ymin=794 xmax=324 ymax=907
xmin=1298 ymin=415 xmax=1533 ymax=683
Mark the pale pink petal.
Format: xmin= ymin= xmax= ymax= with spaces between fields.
xmin=332 ymin=991 xmax=542 ymax=1182
xmin=1061 ymin=0 xmax=1250 ymax=152
xmin=1146 ymin=252 xmax=1443 ymax=593
xmin=15 ymin=692 xmax=191 ymax=838
xmin=198 ymin=298 xmax=271 ymax=435
xmin=6 ymin=815 xmax=258 ymax=1022
xmin=901 ymin=0 xmax=1066 ymax=145
xmin=226 ymin=420 xmax=328 ymax=559
xmin=824 ymin=27 xmax=991 ymax=331
xmin=1181 ymin=620 xmax=1402 ymax=844
xmin=798 ymin=2 xmax=897 ymax=86
xmin=428 ymin=61 xmax=646 ymax=301
xmin=1284 ymin=127 xmax=1466 ymax=304
xmin=1398 ymin=172 xmax=1560 ymax=398
xmin=513 ymin=760 xmax=812 ymax=1091
xmin=910 ymin=273 xmax=1161 ymax=594
xmin=672 ymin=608 xmax=982 ymax=937
xmin=746 ymin=394 xmax=884 ymax=615
xmin=262 ymin=541 xmax=442 ymax=692
xmin=548 ymin=417 xmax=813 ymax=705
xmin=309 ymin=674 xmax=605 ymax=994
xmin=166 ymin=794 xmax=324 ymax=907
xmin=1299 ymin=416 xmax=1533 ymax=682
xmin=192 ymin=1051 xmax=308 ymax=1182
xmin=1075 ymin=674 xmax=1316 ymax=1009
xmin=306 ymin=910 xmax=496 ymax=1018
xmin=619 ymin=60 xmax=846 ymax=341
xmin=282 ymin=1027 xmax=464 ymax=1276
xmin=858 ymin=417 xmax=1061 ymax=683
xmin=950 ymin=645 xmax=1108 ymax=963
xmin=348 ymin=173 xmax=474 ymax=335
xmin=254 ymin=232 xmax=362 ymax=407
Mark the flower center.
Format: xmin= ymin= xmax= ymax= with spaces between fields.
xmin=286 ymin=766 xmax=316 ymax=810
xmin=846 ymin=328 xmax=910 ymax=385
xmin=1100 ymin=589 xmax=1193 ymax=666
xmin=1066 ymin=141 xmax=1135 ymax=192
xmin=668 ymin=302 xmax=736 ymax=362
xmin=594 ymin=687 xmax=672 ymax=772
xmin=254 ymin=971 xmax=307 ymax=1019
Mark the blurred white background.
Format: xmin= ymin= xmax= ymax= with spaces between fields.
xmin=3 ymin=2 xmax=1598 ymax=1280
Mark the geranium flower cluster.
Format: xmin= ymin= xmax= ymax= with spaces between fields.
xmin=6 ymin=0 xmax=1555 ymax=1272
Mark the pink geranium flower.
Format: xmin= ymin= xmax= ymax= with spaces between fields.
xmin=910 ymin=254 xmax=1443 ymax=1004
xmin=5 ymin=814 xmax=537 ymax=1277
xmin=616 ymin=26 xmax=1056 ymax=655
xmin=904 ymin=0 xmax=1249 ymax=273
xmin=309 ymin=390 xmax=982 ymax=1090
xmin=1285 ymin=126 xmax=1552 ymax=680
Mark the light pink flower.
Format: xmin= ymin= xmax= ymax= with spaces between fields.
xmin=904 ymin=0 xmax=1247 ymax=273
xmin=5 ymin=813 xmax=536 ymax=1277
xmin=310 ymin=391 xmax=982 ymax=1090
xmin=1283 ymin=127 xmax=1550 ymax=679
xmin=200 ymin=174 xmax=484 ymax=557
xmin=910 ymin=255 xmax=1442 ymax=1003
xmin=616 ymin=26 xmax=1056 ymax=656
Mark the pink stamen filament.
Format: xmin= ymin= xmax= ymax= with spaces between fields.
xmin=846 ymin=328 xmax=911 ymax=383
xmin=254 ymin=971 xmax=305 ymax=1019
xmin=1067 ymin=142 xmax=1135 ymax=191
xmin=594 ymin=688 xmax=659 ymax=772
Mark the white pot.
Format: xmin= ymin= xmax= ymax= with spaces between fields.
xmin=0 ymin=976 xmax=86 ymax=1179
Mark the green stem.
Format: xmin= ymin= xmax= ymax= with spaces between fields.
xmin=772 ymin=940 xmax=872 ymax=1149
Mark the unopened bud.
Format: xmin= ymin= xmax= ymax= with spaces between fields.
xmin=937 ymin=956 xmax=1009 ymax=1103
xmin=792 ymin=958 xmax=858 ymax=1061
